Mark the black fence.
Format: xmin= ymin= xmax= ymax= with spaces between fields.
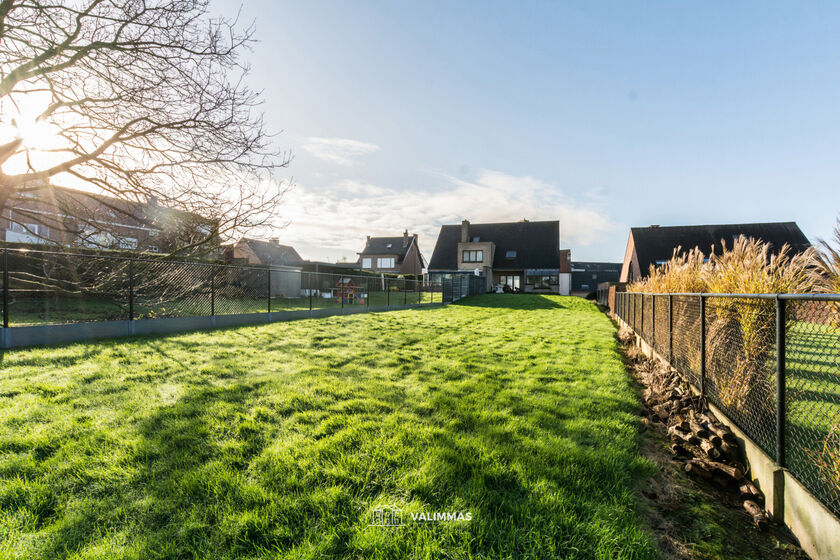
xmin=0 ymin=248 xmax=445 ymax=327
xmin=615 ymin=291 xmax=840 ymax=520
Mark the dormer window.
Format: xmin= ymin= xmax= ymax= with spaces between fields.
xmin=386 ymin=243 xmax=392 ymax=248
xmin=472 ymin=236 xmax=480 ymax=242
xmin=506 ymin=250 xmax=517 ymax=258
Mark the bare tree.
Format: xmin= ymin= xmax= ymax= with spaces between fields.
xmin=0 ymin=0 xmax=289 ymax=254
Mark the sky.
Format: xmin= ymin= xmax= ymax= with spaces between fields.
xmin=217 ymin=1 xmax=840 ymax=264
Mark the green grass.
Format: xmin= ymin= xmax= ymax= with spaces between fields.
xmin=0 ymin=294 xmax=657 ymax=559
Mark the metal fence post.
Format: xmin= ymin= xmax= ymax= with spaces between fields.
xmin=128 ymin=259 xmax=135 ymax=321
xmin=3 ymin=248 xmax=9 ymax=328
xmin=386 ymin=278 xmax=390 ymax=307
xmin=776 ymin=296 xmax=787 ymax=467
xmin=699 ymin=294 xmax=706 ymax=397
xmin=668 ymin=294 xmax=673 ymax=363
xmin=209 ymin=265 xmax=215 ymax=316
xmin=266 ymin=268 xmax=271 ymax=314
xmin=309 ymin=272 xmax=313 ymax=311
xmin=404 ymin=280 xmax=407 ymax=305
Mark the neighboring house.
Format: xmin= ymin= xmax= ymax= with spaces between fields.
xmin=357 ymin=230 xmax=424 ymax=276
xmin=571 ymin=262 xmax=622 ymax=296
xmin=620 ymin=222 xmax=812 ymax=283
xmin=428 ymin=219 xmax=572 ymax=294
xmin=222 ymin=238 xmax=304 ymax=298
xmin=1 ymin=183 xmax=217 ymax=253
xmin=224 ymin=237 xmax=304 ymax=266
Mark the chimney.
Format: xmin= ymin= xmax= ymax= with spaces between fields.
xmin=403 ymin=229 xmax=409 ymax=246
xmin=461 ymin=219 xmax=470 ymax=243
xmin=269 ymin=238 xmax=279 ymax=245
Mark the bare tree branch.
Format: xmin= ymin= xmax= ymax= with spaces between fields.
xmin=0 ymin=0 xmax=290 ymax=254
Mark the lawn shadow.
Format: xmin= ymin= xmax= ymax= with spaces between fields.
xmin=454 ymin=294 xmax=566 ymax=310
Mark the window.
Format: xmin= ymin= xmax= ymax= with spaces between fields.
xmin=118 ymin=237 xmax=138 ymax=249
xmin=377 ymin=257 xmax=395 ymax=268
xmin=505 ymin=250 xmax=517 ymax=258
xmin=462 ymin=250 xmax=483 ymax=263
xmin=499 ymin=275 xmax=520 ymax=290
xmin=9 ymin=221 xmax=48 ymax=238
xmin=362 ymin=257 xmax=372 ymax=269
xmin=526 ymin=275 xmax=557 ymax=290
xmin=472 ymin=236 xmax=480 ymax=242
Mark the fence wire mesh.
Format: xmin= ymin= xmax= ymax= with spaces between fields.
xmin=0 ymin=248 xmax=438 ymax=327
xmin=705 ymin=296 xmax=778 ymax=457
xmin=785 ymin=299 xmax=840 ymax=517
xmin=653 ymin=295 xmax=669 ymax=359
xmin=615 ymin=291 xmax=840 ymax=519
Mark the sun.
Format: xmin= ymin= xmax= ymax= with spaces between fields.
xmin=1 ymin=93 xmax=66 ymax=174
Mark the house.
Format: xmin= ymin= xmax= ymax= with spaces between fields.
xmin=427 ymin=219 xmax=571 ymax=294
xmin=223 ymin=238 xmax=304 ymax=298
xmin=224 ymin=237 xmax=304 ymax=266
xmin=620 ymin=222 xmax=812 ymax=283
xmin=1 ymin=183 xmax=217 ymax=253
xmin=357 ymin=230 xmax=424 ymax=276
xmin=571 ymin=262 xmax=622 ymax=296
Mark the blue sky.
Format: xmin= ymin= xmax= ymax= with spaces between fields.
xmin=219 ymin=1 xmax=840 ymax=263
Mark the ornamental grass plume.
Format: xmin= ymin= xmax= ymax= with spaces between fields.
xmin=705 ymin=236 xmax=817 ymax=410
xmin=812 ymin=218 xmax=840 ymax=327
xmin=628 ymin=246 xmax=710 ymax=293
xmin=813 ymin=218 xmax=840 ymax=295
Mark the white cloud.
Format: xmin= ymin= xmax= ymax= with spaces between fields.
xmin=272 ymin=169 xmax=619 ymax=262
xmin=301 ymin=137 xmax=380 ymax=165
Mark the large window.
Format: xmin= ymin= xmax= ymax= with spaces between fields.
xmin=377 ymin=257 xmax=395 ymax=269
xmin=462 ymin=250 xmax=483 ymax=263
xmin=499 ymin=275 xmax=520 ymax=290
xmin=362 ymin=257 xmax=372 ymax=269
xmin=526 ymin=275 xmax=557 ymax=290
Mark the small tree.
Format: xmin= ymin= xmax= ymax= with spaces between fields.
xmin=0 ymin=0 xmax=289 ymax=253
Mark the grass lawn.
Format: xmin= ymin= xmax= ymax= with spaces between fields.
xmin=0 ymin=294 xmax=657 ymax=559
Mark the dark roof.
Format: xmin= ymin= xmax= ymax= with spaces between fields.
xmin=244 ymin=238 xmax=303 ymax=266
xmin=571 ymin=262 xmax=621 ymax=291
xmin=571 ymin=262 xmax=622 ymax=272
xmin=358 ymin=235 xmax=415 ymax=261
xmin=428 ymin=220 xmax=568 ymax=271
xmin=631 ymin=222 xmax=811 ymax=272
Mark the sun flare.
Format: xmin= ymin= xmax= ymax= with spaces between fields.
xmin=1 ymin=93 xmax=66 ymax=174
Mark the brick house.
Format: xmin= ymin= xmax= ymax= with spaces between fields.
xmin=222 ymin=238 xmax=304 ymax=298
xmin=357 ymin=230 xmax=424 ymax=275
xmin=1 ymin=183 xmax=217 ymax=253
xmin=224 ymin=237 xmax=304 ymax=266
xmin=620 ymin=222 xmax=812 ymax=283
xmin=428 ymin=219 xmax=572 ymax=294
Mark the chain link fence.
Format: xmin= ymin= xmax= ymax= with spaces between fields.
xmin=615 ymin=291 xmax=840 ymax=520
xmin=0 ymin=248 xmax=443 ymax=327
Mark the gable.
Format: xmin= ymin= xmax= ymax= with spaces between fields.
xmin=630 ymin=222 xmax=811 ymax=274
xmin=428 ymin=221 xmax=562 ymax=270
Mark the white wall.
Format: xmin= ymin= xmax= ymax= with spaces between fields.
xmin=558 ymin=273 xmax=571 ymax=296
